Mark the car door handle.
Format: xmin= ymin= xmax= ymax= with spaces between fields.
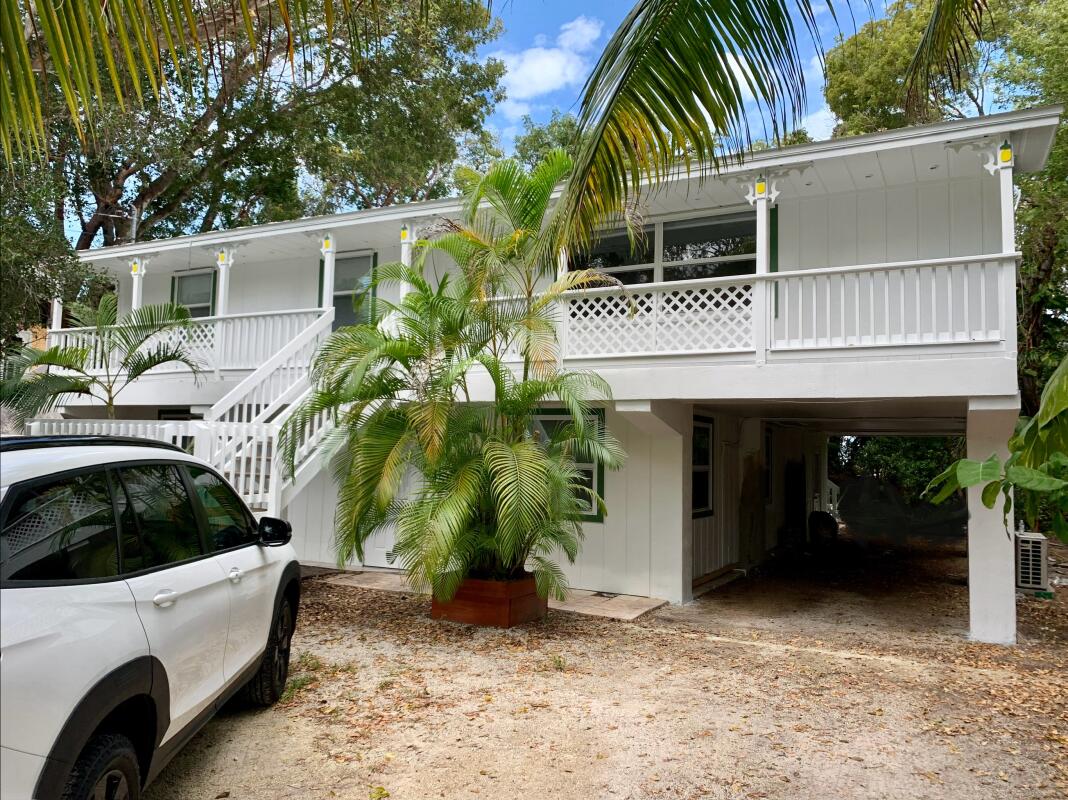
xmin=152 ymin=589 xmax=178 ymax=608
xmin=228 ymin=567 xmax=244 ymax=583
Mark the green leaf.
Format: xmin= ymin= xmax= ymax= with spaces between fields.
xmin=1005 ymin=465 xmax=1068 ymax=494
xmin=981 ymin=480 xmax=1003 ymax=509
xmin=956 ymin=454 xmax=1003 ymax=487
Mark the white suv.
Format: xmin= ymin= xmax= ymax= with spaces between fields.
xmin=0 ymin=436 xmax=301 ymax=800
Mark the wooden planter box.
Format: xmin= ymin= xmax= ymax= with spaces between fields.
xmin=431 ymin=574 xmax=547 ymax=628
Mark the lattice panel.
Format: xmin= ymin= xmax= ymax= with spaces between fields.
xmin=656 ymin=284 xmax=752 ymax=352
xmin=145 ymin=322 xmax=216 ymax=371
xmin=565 ymin=284 xmax=751 ymax=357
xmin=566 ymin=292 xmax=656 ymax=356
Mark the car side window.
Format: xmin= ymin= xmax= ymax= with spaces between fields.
xmin=117 ymin=464 xmax=203 ymax=571
xmin=187 ymin=467 xmax=259 ymax=551
xmin=0 ymin=470 xmax=120 ymax=582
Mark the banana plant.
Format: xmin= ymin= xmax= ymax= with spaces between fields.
xmin=924 ymin=355 xmax=1068 ymax=541
xmin=0 ymin=294 xmax=201 ymax=423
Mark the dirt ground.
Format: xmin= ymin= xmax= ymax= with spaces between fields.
xmin=146 ymin=540 xmax=1067 ymax=800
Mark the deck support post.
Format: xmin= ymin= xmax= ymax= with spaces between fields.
xmin=320 ymin=233 xmax=336 ymax=309
xmin=966 ymin=396 xmax=1019 ymax=644
xmin=747 ymin=176 xmax=778 ymax=364
xmin=215 ymin=248 xmax=233 ymax=316
xmin=399 ymin=223 xmax=413 ymax=301
xmin=130 ymin=258 xmax=147 ymax=311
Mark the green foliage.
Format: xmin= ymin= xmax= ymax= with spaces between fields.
xmin=281 ymin=153 xmax=625 ymax=601
xmin=51 ymin=0 xmax=504 ymax=248
xmin=0 ymin=295 xmax=200 ymax=424
xmin=512 ymin=111 xmax=583 ymax=170
xmin=0 ymin=167 xmax=97 ymax=346
xmin=831 ymin=435 xmax=965 ymax=504
xmin=924 ymin=356 xmax=1068 ymax=541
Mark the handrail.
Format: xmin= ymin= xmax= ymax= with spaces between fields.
xmin=555 ymin=252 xmax=1021 ymax=298
xmin=48 ymin=306 xmax=325 ymax=335
xmin=206 ymin=308 xmax=333 ymax=422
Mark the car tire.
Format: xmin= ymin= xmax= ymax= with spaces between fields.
xmin=243 ymin=595 xmax=294 ymax=706
xmin=61 ymin=732 xmax=141 ymax=800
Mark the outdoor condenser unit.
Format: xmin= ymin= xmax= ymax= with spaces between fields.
xmin=1015 ymin=531 xmax=1049 ymax=592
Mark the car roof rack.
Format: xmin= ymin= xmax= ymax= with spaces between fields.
xmin=0 ymin=435 xmax=187 ymax=454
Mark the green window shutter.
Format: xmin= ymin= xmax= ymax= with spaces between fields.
xmin=370 ymin=251 xmax=378 ymax=321
xmin=317 ymin=257 xmax=324 ymax=308
xmin=210 ymin=271 xmax=218 ymax=316
xmin=170 ymin=275 xmax=177 ymax=304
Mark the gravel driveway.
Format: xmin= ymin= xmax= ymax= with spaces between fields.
xmin=146 ymin=545 xmax=1067 ymax=800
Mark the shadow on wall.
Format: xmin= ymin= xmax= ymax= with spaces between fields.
xmin=836 ymin=476 xmax=968 ymax=544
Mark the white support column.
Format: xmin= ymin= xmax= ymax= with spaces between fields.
xmin=985 ymin=142 xmax=1018 ymax=354
xmin=130 ymin=258 xmax=147 ymax=311
xmin=746 ymin=176 xmax=777 ymax=365
xmin=320 ymin=233 xmax=336 ymax=309
xmin=966 ymin=396 xmax=1019 ymax=645
xmin=50 ymin=298 xmax=63 ymax=330
xmin=399 ymin=223 xmax=413 ymax=301
xmin=215 ymin=248 xmax=233 ymax=316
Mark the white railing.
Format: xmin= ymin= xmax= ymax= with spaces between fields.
xmin=557 ymin=253 xmax=1016 ymax=360
xmin=28 ymin=418 xmax=198 ymax=450
xmin=47 ymin=308 xmax=323 ymax=374
xmin=206 ymin=308 xmax=334 ymax=424
xmin=767 ymin=254 xmax=1010 ymax=351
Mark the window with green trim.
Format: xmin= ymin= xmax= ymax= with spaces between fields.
xmin=331 ymin=253 xmax=375 ymax=330
xmin=531 ymin=407 xmax=606 ymax=522
xmin=692 ymin=416 xmax=715 ymax=518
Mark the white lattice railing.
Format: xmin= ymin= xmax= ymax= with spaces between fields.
xmin=557 ymin=253 xmax=1016 ymax=360
xmin=562 ymin=277 xmax=754 ymax=358
xmin=47 ymin=308 xmax=322 ymax=374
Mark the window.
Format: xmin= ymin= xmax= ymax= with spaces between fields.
xmin=117 ymin=464 xmax=202 ymax=571
xmin=569 ymin=226 xmax=655 ymax=285
xmin=662 ymin=213 xmax=756 ymax=281
xmin=188 ymin=467 xmax=259 ymax=551
xmin=692 ymin=418 xmax=714 ymax=517
xmin=0 ymin=471 xmax=120 ymax=582
xmin=332 ymin=254 xmax=375 ymax=329
xmin=532 ymin=408 xmax=606 ymax=522
xmin=173 ymin=272 xmax=215 ymax=318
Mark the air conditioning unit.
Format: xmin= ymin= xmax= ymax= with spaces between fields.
xmin=1015 ymin=531 xmax=1049 ymax=592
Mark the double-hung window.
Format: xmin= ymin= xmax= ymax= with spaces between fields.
xmin=531 ymin=408 xmax=607 ymax=522
xmin=172 ymin=272 xmax=216 ymax=318
xmin=568 ymin=225 xmax=655 ymax=285
xmin=662 ymin=213 xmax=756 ymax=281
xmin=331 ymin=253 xmax=375 ymax=330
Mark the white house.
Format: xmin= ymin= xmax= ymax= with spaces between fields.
xmin=34 ymin=106 xmax=1063 ymax=645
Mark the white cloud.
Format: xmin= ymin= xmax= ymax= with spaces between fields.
xmin=492 ymin=15 xmax=604 ymax=120
xmin=801 ymin=104 xmax=836 ymax=140
xmin=556 ymin=16 xmax=603 ymax=53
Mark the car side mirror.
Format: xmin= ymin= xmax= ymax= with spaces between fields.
xmin=258 ymin=516 xmax=292 ymax=546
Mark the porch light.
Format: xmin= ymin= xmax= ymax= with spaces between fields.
xmin=323 ymin=236 xmax=331 ymax=250
xmin=400 ymin=224 xmax=410 ymax=242
xmin=755 ymin=180 xmax=767 ymax=196
xmin=999 ymin=142 xmax=1013 ymax=164
xmin=217 ymin=250 xmax=227 ymax=265
xmin=130 ymin=259 xmax=140 ymax=275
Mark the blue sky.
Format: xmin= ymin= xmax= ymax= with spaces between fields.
xmin=482 ymin=1 xmax=885 ymax=152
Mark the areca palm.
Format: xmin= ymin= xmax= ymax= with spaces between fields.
xmin=1 ymin=293 xmax=200 ymax=423
xmin=281 ymin=152 xmax=626 ymax=600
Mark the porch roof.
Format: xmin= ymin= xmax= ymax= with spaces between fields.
xmin=80 ymin=104 xmax=1062 ymax=276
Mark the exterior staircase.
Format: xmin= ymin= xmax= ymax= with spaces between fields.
xmin=29 ymin=308 xmax=336 ymax=516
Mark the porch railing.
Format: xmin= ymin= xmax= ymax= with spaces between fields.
xmin=557 ymin=253 xmax=1016 ymax=360
xmin=47 ymin=308 xmax=323 ymax=373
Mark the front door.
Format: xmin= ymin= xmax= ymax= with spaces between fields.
xmin=117 ymin=463 xmax=230 ymax=741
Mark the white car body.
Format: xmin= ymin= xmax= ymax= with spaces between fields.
xmin=0 ymin=438 xmax=300 ymax=800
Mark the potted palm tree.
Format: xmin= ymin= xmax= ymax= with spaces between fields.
xmin=283 ymin=151 xmax=626 ymax=626
xmin=1 ymin=294 xmax=201 ymax=425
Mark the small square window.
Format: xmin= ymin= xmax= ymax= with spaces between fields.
xmin=532 ymin=408 xmax=607 ymax=522
xmin=174 ymin=273 xmax=214 ymax=318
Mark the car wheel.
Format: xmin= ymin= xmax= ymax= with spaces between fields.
xmin=61 ymin=732 xmax=140 ymax=800
xmin=243 ymin=595 xmax=294 ymax=706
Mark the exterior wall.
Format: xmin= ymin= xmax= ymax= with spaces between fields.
xmin=284 ymin=468 xmax=354 ymax=569
xmin=776 ymin=178 xmax=1001 ymax=269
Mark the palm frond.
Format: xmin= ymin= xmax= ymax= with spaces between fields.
xmin=905 ymin=0 xmax=989 ymax=114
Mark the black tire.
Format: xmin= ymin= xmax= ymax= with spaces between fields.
xmin=243 ymin=595 xmax=295 ymax=706
xmin=61 ymin=732 xmax=141 ymax=800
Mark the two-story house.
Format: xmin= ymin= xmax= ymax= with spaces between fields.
xmin=36 ymin=105 xmax=1063 ymax=644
